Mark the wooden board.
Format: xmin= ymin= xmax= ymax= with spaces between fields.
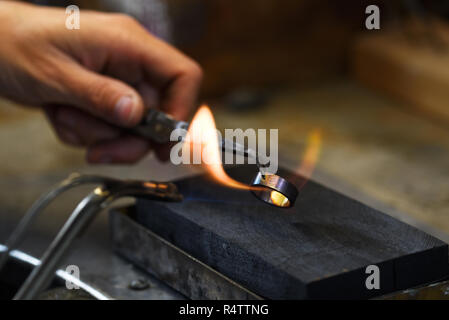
xmin=352 ymin=24 xmax=449 ymax=124
xmin=136 ymin=166 xmax=449 ymax=299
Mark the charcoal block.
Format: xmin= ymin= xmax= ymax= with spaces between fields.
xmin=136 ymin=166 xmax=449 ymax=299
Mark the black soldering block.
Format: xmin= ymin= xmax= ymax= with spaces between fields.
xmin=136 ymin=166 xmax=449 ymax=299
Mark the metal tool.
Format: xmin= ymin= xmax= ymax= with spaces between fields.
xmin=0 ymin=173 xmax=181 ymax=300
xmin=133 ymin=108 xmax=268 ymax=172
xmin=133 ymin=109 xmax=298 ymax=207
xmin=133 ymin=109 xmax=189 ymax=144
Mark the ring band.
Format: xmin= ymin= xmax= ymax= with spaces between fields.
xmin=251 ymin=172 xmax=298 ymax=208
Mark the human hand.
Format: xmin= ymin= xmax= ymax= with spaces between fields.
xmin=0 ymin=2 xmax=202 ymax=163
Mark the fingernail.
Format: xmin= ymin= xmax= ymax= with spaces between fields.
xmin=115 ymin=95 xmax=137 ymax=126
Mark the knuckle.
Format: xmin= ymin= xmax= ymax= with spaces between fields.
xmin=183 ymin=60 xmax=203 ymax=82
xmin=111 ymin=13 xmax=139 ymax=27
xmin=86 ymin=80 xmax=114 ymax=114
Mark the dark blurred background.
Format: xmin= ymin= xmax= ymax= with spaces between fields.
xmin=32 ymin=0 xmax=392 ymax=97
xmin=30 ymin=0 xmax=449 ymax=99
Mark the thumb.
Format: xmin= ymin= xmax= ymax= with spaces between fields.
xmin=59 ymin=63 xmax=144 ymax=127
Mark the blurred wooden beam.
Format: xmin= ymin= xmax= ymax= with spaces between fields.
xmin=351 ymin=21 xmax=449 ymax=123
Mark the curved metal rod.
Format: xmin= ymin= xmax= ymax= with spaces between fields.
xmin=14 ymin=187 xmax=112 ymax=300
xmin=13 ymin=178 xmax=181 ymax=300
xmin=0 ymin=174 xmax=112 ymax=273
xmin=220 ymin=138 xmax=269 ymax=176
xmin=0 ymin=244 xmax=111 ymax=300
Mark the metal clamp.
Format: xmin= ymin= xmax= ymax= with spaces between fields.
xmin=0 ymin=173 xmax=182 ymax=300
xmin=132 ymin=109 xmax=189 ymax=144
xmin=132 ymin=109 xmax=272 ymax=175
xmin=132 ymin=109 xmax=299 ymax=206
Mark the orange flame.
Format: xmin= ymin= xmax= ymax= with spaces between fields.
xmin=185 ymin=105 xmax=251 ymax=190
xmin=296 ymin=129 xmax=322 ymax=188
xmin=184 ymin=105 xmax=322 ymax=202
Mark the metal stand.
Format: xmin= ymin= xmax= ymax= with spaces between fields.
xmin=0 ymin=174 xmax=181 ymax=300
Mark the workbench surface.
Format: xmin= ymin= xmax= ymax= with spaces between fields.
xmin=1 ymin=78 xmax=448 ymax=298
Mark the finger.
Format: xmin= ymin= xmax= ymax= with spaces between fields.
xmin=57 ymin=61 xmax=145 ymax=127
xmin=86 ymin=135 xmax=151 ymax=164
xmin=151 ymin=142 xmax=173 ymax=162
xmin=55 ymin=125 xmax=84 ymax=146
xmin=45 ymin=105 xmax=122 ymax=146
xmin=137 ymin=82 xmax=159 ymax=110
xmin=44 ymin=105 xmax=83 ymax=146
xmin=54 ymin=105 xmax=122 ymax=145
xmin=127 ymin=29 xmax=203 ymax=120
xmin=160 ymin=65 xmax=203 ymax=120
